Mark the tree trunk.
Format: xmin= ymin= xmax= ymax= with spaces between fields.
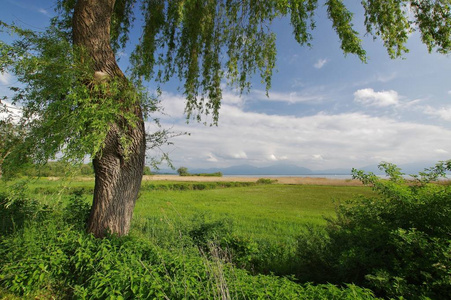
xmin=73 ymin=0 xmax=146 ymax=238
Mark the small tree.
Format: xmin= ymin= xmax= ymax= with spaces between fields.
xmin=177 ymin=167 xmax=189 ymax=177
xmin=143 ymin=166 xmax=152 ymax=175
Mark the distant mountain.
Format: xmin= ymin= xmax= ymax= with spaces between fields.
xmin=188 ymin=164 xmax=353 ymax=176
xmin=313 ymin=168 xmax=353 ymax=175
xmin=155 ymin=161 xmax=449 ymax=176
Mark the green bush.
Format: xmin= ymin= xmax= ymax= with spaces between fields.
xmin=295 ymin=161 xmax=451 ymax=299
xmin=0 ymin=187 xmax=51 ymax=237
xmin=188 ymin=215 xmax=232 ymax=250
xmin=143 ymin=166 xmax=152 ymax=175
xmin=256 ymin=178 xmax=278 ymax=184
xmin=63 ymin=189 xmax=91 ymax=231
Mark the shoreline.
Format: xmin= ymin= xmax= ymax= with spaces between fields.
xmin=143 ymin=175 xmax=363 ymax=186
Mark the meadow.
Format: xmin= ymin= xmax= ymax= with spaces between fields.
xmin=1 ymin=167 xmax=450 ymax=299
xmin=134 ymin=180 xmax=372 ymax=243
xmin=1 ymin=177 xmax=374 ymax=250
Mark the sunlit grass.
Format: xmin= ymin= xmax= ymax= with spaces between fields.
xmin=1 ymin=178 xmax=374 ymax=242
xmin=134 ymin=184 xmax=374 ymax=241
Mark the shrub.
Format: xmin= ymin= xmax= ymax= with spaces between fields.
xmin=256 ymin=178 xmax=278 ymax=184
xmin=143 ymin=166 xmax=152 ymax=175
xmin=295 ymin=161 xmax=451 ymax=299
xmin=0 ymin=186 xmax=51 ymax=237
xmin=188 ymin=215 xmax=232 ymax=250
xmin=63 ymin=189 xmax=91 ymax=231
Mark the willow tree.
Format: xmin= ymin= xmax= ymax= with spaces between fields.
xmin=1 ymin=0 xmax=450 ymax=237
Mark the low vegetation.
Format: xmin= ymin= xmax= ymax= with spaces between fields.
xmin=0 ymin=161 xmax=450 ymax=299
xmin=0 ymin=185 xmax=376 ymax=299
xmin=177 ymin=166 xmax=223 ymax=177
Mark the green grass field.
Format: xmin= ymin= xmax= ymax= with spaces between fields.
xmin=1 ymin=178 xmax=374 ymax=243
xmin=2 ymin=171 xmax=448 ymax=299
xmin=1 ymin=177 xmax=374 ymax=276
xmin=134 ymin=183 xmax=374 ymax=241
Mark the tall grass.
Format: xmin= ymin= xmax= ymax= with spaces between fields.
xmin=0 ymin=187 xmax=379 ymax=299
xmin=1 ymin=178 xmax=374 ymax=277
xmin=2 ymin=163 xmax=450 ymax=298
xmin=132 ymin=183 xmax=374 ymax=275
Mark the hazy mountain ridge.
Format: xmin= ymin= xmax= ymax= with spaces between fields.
xmin=157 ymin=161 xmax=448 ymax=176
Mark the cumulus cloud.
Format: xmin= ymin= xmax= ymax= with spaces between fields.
xmin=424 ymin=106 xmax=451 ymax=121
xmin=149 ymin=94 xmax=451 ymax=170
xmin=354 ymin=88 xmax=400 ymax=107
xmin=314 ymin=58 xmax=328 ymax=69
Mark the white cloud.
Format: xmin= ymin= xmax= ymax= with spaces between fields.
xmin=222 ymin=91 xmax=244 ymax=105
xmin=269 ymin=154 xmax=288 ymax=161
xmin=435 ymin=149 xmax=448 ymax=154
xmin=0 ymin=72 xmax=11 ymax=85
xmin=424 ymin=106 xmax=451 ymax=121
xmin=230 ymin=151 xmax=248 ymax=159
xmin=314 ymin=58 xmax=328 ymax=69
xmin=0 ymin=101 xmax=22 ymax=122
xmin=254 ymin=90 xmax=324 ymax=104
xmin=312 ymin=154 xmax=324 ymax=161
xmin=206 ymin=153 xmax=218 ymax=162
xmin=149 ymin=95 xmax=451 ymax=170
xmin=38 ymin=8 xmax=49 ymax=15
xmin=117 ymin=51 xmax=128 ymax=59
xmin=354 ymin=88 xmax=399 ymax=107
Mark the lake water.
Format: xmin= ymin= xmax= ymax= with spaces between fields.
xmin=223 ymin=174 xmax=354 ymax=179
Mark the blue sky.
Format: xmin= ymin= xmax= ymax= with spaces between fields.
xmin=1 ymin=0 xmax=451 ymax=171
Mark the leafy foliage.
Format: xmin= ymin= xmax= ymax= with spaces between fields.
xmin=0 ymin=187 xmax=379 ymax=299
xmin=295 ymin=161 xmax=451 ymax=299
xmin=0 ymin=23 xmax=164 ymax=173
xmin=177 ymin=166 xmax=189 ymax=176
xmin=0 ymin=103 xmax=29 ymax=179
xmin=256 ymin=178 xmax=278 ymax=184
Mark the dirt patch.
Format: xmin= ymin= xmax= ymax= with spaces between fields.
xmin=143 ymin=175 xmax=363 ymax=186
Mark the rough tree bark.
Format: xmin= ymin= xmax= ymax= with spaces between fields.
xmin=73 ymin=0 xmax=146 ymax=238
